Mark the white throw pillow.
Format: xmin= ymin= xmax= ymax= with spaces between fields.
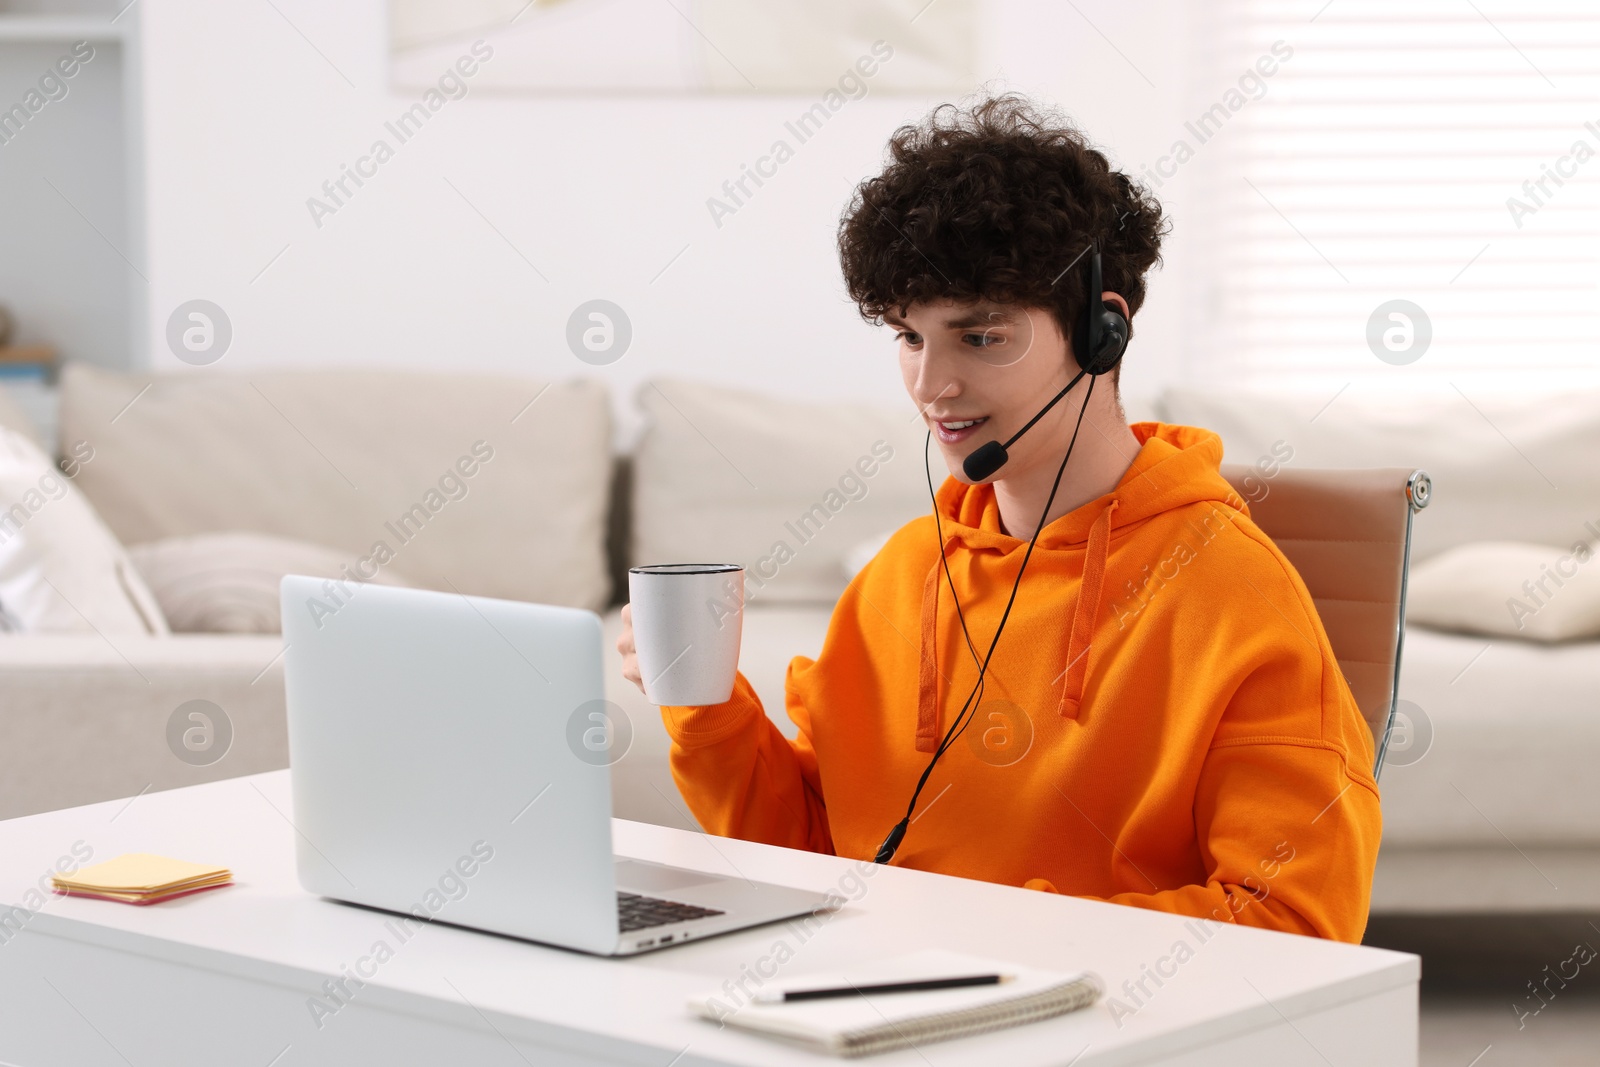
xmin=0 ymin=386 xmax=44 ymax=449
xmin=633 ymin=379 xmax=932 ymax=604
xmin=128 ymin=532 xmax=412 ymax=634
xmin=1405 ymin=541 xmax=1600 ymax=642
xmin=0 ymin=427 xmax=169 ymax=635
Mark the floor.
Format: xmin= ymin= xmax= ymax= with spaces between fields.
xmin=1364 ymin=913 xmax=1600 ymax=1066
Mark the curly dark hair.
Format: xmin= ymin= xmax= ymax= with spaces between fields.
xmin=838 ymin=94 xmax=1169 ymax=380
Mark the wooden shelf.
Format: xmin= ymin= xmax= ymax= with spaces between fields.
xmin=0 ymin=344 xmax=56 ymax=365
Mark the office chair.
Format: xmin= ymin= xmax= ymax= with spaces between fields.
xmin=1218 ymin=465 xmax=1431 ymax=779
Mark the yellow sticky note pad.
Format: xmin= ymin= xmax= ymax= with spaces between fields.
xmin=52 ymin=853 xmax=230 ymax=894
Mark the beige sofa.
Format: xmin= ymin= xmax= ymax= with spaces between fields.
xmin=4 ymin=367 xmax=1597 ymax=915
xmin=0 ymin=368 xmax=931 ymax=823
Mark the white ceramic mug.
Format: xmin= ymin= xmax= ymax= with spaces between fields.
xmin=627 ymin=564 xmax=744 ymax=706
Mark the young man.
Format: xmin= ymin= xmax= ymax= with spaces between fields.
xmin=619 ymin=95 xmax=1381 ymax=943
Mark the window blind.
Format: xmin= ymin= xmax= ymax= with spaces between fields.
xmin=1192 ymin=0 xmax=1600 ymax=389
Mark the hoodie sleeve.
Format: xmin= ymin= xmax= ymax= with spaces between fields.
xmin=659 ymin=665 xmax=834 ymax=853
xmin=1038 ymin=740 xmax=1382 ymax=942
xmin=1026 ymin=547 xmax=1385 ymax=943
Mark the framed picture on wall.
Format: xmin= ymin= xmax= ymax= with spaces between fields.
xmin=389 ymin=0 xmax=977 ymax=94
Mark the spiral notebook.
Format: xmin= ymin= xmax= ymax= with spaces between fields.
xmin=687 ymin=950 xmax=1102 ymax=1058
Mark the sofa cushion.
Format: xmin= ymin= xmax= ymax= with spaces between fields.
xmin=1383 ymin=625 xmax=1600 ymax=846
xmin=1406 ymin=541 xmax=1600 ymax=643
xmin=0 ymin=426 xmax=168 ymax=635
xmin=59 ymin=366 xmax=613 ymax=610
xmin=0 ymin=634 xmax=287 ymax=820
xmin=128 ymin=532 xmax=413 ymax=634
xmin=1158 ymin=385 xmax=1600 ymax=562
xmin=631 ymin=379 xmax=930 ymax=603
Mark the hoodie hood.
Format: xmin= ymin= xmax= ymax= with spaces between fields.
xmin=916 ymin=422 xmax=1244 ymax=742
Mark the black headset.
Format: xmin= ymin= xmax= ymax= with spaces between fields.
xmin=873 ymin=243 xmax=1130 ymax=865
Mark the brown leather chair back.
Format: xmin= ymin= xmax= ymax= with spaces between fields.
xmin=1218 ymin=465 xmax=1431 ymax=778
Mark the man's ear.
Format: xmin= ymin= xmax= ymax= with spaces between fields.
xmin=1100 ymin=291 xmax=1130 ymax=320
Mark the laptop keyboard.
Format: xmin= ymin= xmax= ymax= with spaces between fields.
xmin=617 ymin=891 xmax=725 ymax=932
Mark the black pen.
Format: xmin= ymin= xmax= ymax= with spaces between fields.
xmin=751 ymin=973 xmax=1014 ymax=1004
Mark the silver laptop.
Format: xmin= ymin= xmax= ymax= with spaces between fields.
xmin=280 ymin=576 xmax=833 ymax=956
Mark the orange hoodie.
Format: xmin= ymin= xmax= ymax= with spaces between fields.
xmin=661 ymin=423 xmax=1382 ymax=942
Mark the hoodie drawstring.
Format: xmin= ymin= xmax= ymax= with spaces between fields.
xmin=916 ymin=497 xmax=1119 ymax=748
xmin=1058 ymin=498 xmax=1118 ymax=720
xmin=915 ymin=534 xmax=958 ymax=753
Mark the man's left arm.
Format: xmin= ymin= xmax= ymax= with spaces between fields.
xmin=1050 ymin=740 xmax=1382 ymax=942
xmin=1028 ymin=541 xmax=1385 ymax=943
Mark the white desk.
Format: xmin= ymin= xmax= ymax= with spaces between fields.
xmin=0 ymin=772 xmax=1417 ymax=1065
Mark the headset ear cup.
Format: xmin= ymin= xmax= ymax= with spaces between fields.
xmin=1075 ymin=247 xmax=1129 ymax=377
xmin=1092 ymin=308 xmax=1129 ymax=376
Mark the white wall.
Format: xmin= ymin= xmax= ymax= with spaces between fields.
xmin=136 ymin=0 xmax=1200 ymax=442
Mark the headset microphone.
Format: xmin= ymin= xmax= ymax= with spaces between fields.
xmin=961 ymin=368 xmax=1088 ymax=481
xmin=959 ymin=248 xmax=1130 ymax=484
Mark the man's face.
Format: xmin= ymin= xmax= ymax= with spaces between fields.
xmin=886 ymin=301 xmax=1080 ymax=484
